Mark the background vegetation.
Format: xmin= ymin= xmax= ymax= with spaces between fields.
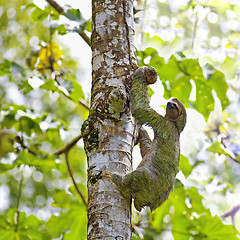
xmin=1 ymin=0 xmax=240 ymax=239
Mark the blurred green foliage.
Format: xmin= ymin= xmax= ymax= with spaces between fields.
xmin=1 ymin=0 xmax=240 ymax=239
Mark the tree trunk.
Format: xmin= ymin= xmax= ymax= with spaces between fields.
xmin=84 ymin=0 xmax=137 ymax=239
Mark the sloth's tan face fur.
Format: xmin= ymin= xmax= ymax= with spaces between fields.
xmin=165 ymin=98 xmax=182 ymax=122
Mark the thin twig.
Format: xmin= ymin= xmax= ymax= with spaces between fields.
xmin=46 ymin=0 xmax=63 ymax=13
xmin=15 ymin=171 xmax=24 ymax=232
xmin=54 ymin=134 xmax=83 ymax=156
xmin=53 ymin=73 xmax=89 ymax=110
xmin=14 ymin=136 xmax=37 ymax=156
xmin=78 ymin=99 xmax=90 ymax=110
xmin=60 ymin=83 xmax=90 ymax=110
xmin=54 ymin=134 xmax=88 ymax=206
xmin=140 ymin=0 xmax=147 ymax=48
xmin=13 ymin=133 xmax=87 ymax=207
xmin=46 ymin=0 xmax=91 ymax=47
xmin=221 ymin=205 xmax=240 ymax=226
xmin=191 ymin=11 xmax=198 ymax=54
xmin=221 ymin=140 xmax=240 ymax=164
xmin=65 ymin=152 xmax=87 ymax=207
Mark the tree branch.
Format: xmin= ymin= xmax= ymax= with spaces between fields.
xmin=46 ymin=0 xmax=91 ymax=47
xmin=54 ymin=133 xmax=82 ymax=156
xmin=61 ymin=90 xmax=89 ymax=110
xmin=65 ymin=152 xmax=87 ymax=207
xmin=13 ymin=136 xmax=37 ymax=156
xmin=221 ymin=205 xmax=240 ymax=226
xmin=54 ymin=74 xmax=89 ymax=110
xmin=221 ymin=139 xmax=240 ymax=164
xmin=54 ymin=134 xmax=87 ymax=207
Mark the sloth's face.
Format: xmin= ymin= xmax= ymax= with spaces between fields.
xmin=165 ymin=99 xmax=182 ymax=121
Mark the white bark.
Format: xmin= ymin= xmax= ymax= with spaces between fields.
xmin=86 ymin=0 xmax=137 ymax=239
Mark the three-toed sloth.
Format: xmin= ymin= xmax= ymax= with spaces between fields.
xmin=111 ymin=67 xmax=187 ymax=211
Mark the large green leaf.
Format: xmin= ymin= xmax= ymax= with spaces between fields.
xmin=31 ymin=6 xmax=48 ymax=21
xmin=46 ymin=206 xmax=87 ymax=239
xmin=51 ymin=191 xmax=79 ymax=209
xmin=190 ymin=215 xmax=239 ymax=240
xmin=204 ymin=63 xmax=229 ymax=110
xmin=0 ymin=59 xmax=11 ymax=76
xmin=0 ymin=132 xmax=14 ymax=158
xmin=2 ymin=104 xmax=28 ymax=129
xmin=207 ymin=141 xmax=236 ymax=161
xmin=0 ymin=209 xmax=47 ymax=240
xmin=15 ymin=116 xmax=42 ymax=136
xmin=14 ymin=150 xmax=57 ymax=173
xmin=136 ymin=49 xmax=229 ymax=120
xmin=179 ymin=155 xmax=193 ymax=178
xmin=69 ymin=81 xmax=85 ymax=101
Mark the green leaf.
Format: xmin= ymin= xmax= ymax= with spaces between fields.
xmin=46 ymin=206 xmax=87 ymax=239
xmin=0 ymin=59 xmax=11 ymax=76
xmin=31 ymin=6 xmax=48 ymax=21
xmin=156 ymin=55 xmax=180 ymax=83
xmin=40 ymin=79 xmax=62 ymax=93
xmin=19 ymin=79 xmax=34 ymax=95
xmin=148 ymin=86 xmax=154 ymax=98
xmin=65 ymin=9 xmax=84 ymax=23
xmin=1 ymin=209 xmax=47 ymax=240
xmin=46 ymin=213 xmax=72 ymax=238
xmin=158 ymin=56 xmax=214 ymax=120
xmin=68 ymin=183 xmax=87 ymax=201
xmin=179 ymin=155 xmax=193 ymax=178
xmin=204 ymin=63 xmax=229 ymax=110
xmin=151 ymin=200 xmax=172 ymax=231
xmin=0 ymin=163 xmax=16 ymax=173
xmin=15 ymin=116 xmax=42 ymax=136
xmin=55 ymin=24 xmax=68 ymax=35
xmin=207 ymin=141 xmax=232 ymax=158
xmin=221 ymin=56 xmax=240 ymax=79
xmin=14 ymin=150 xmax=57 ymax=173
xmin=24 ymin=3 xmax=37 ymax=11
xmin=170 ymin=74 xmax=192 ymax=104
xmin=2 ymin=104 xmax=29 ymax=129
xmin=51 ymin=191 xmax=79 ymax=209
xmin=191 ymin=215 xmax=239 ymax=240
xmin=0 ymin=132 xmax=14 ymax=158
xmin=84 ymin=20 xmax=92 ymax=32
xmin=0 ymin=230 xmax=15 ymax=240
xmin=137 ymin=50 xmax=230 ymax=120
xmin=186 ymin=187 xmax=209 ymax=214
xmin=2 ymin=112 xmax=17 ymax=129
xmin=142 ymin=33 xmax=168 ymax=48
xmin=194 ymin=80 xmax=214 ymax=120
xmin=64 ymin=213 xmax=87 ymax=240
xmin=69 ymin=81 xmax=85 ymax=101
xmin=11 ymin=62 xmax=26 ymax=76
